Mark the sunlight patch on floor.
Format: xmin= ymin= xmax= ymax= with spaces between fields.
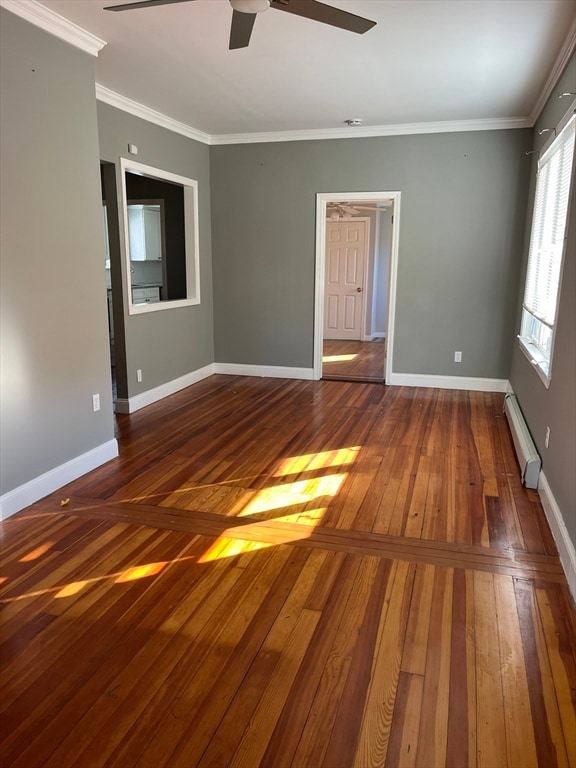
xmin=55 ymin=580 xmax=90 ymax=598
xmin=274 ymin=446 xmax=360 ymax=476
xmin=3 ymin=555 xmax=199 ymax=603
xmin=272 ymin=508 xmax=326 ymax=525
xmin=115 ymin=561 xmax=167 ymax=583
xmin=322 ymin=354 xmax=358 ymax=363
xmin=198 ymin=536 xmax=274 ymax=563
xmin=239 ymin=474 xmax=347 ymax=516
xmin=19 ymin=542 xmax=55 ymax=562
xmin=197 ymin=514 xmax=325 ymax=563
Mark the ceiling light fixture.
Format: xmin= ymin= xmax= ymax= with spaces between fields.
xmin=230 ymin=0 xmax=270 ymax=13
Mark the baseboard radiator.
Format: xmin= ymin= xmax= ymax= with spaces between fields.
xmin=503 ymin=394 xmax=541 ymax=489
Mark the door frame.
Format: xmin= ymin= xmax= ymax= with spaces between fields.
xmin=314 ymin=191 xmax=401 ymax=382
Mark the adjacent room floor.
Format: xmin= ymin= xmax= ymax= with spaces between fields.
xmin=1 ymin=375 xmax=574 ymax=768
xmin=322 ymin=338 xmax=386 ymax=382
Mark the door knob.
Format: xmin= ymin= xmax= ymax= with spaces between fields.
xmin=356 ymin=287 xmax=362 ymax=292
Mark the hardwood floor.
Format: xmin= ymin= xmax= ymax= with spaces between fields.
xmin=1 ymin=375 xmax=575 ymax=768
xmin=322 ymin=339 xmax=386 ymax=381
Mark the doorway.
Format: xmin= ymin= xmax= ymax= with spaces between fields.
xmin=100 ymin=161 xmax=128 ymax=408
xmin=314 ymin=192 xmax=401 ymax=383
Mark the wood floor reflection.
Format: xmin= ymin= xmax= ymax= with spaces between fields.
xmin=322 ymin=338 xmax=386 ymax=382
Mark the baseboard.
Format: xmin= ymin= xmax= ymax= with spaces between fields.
xmin=213 ymin=363 xmax=315 ymax=380
xmin=115 ymin=364 xmax=216 ymax=414
xmin=538 ymin=471 xmax=576 ymax=601
xmin=361 ymin=332 xmax=386 ymax=342
xmin=387 ymin=373 xmax=510 ymax=393
xmin=0 ymin=439 xmax=119 ymax=521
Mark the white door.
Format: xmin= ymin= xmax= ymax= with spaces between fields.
xmin=324 ymin=220 xmax=367 ymax=340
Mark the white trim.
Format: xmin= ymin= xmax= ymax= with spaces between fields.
xmin=114 ymin=364 xmax=215 ymax=414
xmin=359 ymin=218 xmax=371 ymax=343
xmin=387 ymin=373 xmax=510 ymax=392
xmin=538 ymin=471 xmax=576 ymax=601
xmin=213 ymin=363 xmax=314 ymax=380
xmin=210 ymin=117 xmax=530 ymax=145
xmin=7 ymin=1 xmax=569 ymax=141
xmin=529 ymin=18 xmax=576 ymax=125
xmin=119 ymin=158 xmax=201 ymax=314
xmin=314 ymin=192 xmax=401 ymax=384
xmin=361 ymin=333 xmax=386 ymax=342
xmin=95 ymin=85 xmax=531 ymax=147
xmin=0 ymin=439 xmax=118 ymax=520
xmin=518 ymin=336 xmax=551 ymax=389
xmin=0 ymin=0 xmax=106 ymax=56
xmin=96 ymin=85 xmax=211 ymax=145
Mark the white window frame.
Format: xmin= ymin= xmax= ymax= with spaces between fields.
xmin=120 ymin=158 xmax=201 ymax=315
xmin=518 ymin=106 xmax=575 ymax=387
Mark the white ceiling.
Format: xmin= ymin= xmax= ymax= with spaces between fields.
xmin=19 ymin=0 xmax=576 ymax=139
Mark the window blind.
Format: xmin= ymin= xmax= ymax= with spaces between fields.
xmin=519 ymin=110 xmax=575 ymax=383
xmin=523 ymin=115 xmax=575 ymax=328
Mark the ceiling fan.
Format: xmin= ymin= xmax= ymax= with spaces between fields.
xmin=103 ymin=0 xmax=377 ymax=50
xmin=327 ymin=202 xmax=390 ymax=217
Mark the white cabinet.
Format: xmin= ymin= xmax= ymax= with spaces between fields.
xmin=132 ymin=286 xmax=161 ymax=305
xmin=127 ymin=204 xmax=163 ymax=261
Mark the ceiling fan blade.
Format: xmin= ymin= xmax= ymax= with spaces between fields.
xmin=104 ymin=0 xmax=196 ymax=12
xmin=270 ymin=0 xmax=376 ymax=34
xmin=229 ymin=9 xmax=257 ymax=49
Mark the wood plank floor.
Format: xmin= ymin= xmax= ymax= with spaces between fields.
xmin=1 ymin=376 xmax=575 ymax=768
xmin=322 ymin=339 xmax=386 ymax=381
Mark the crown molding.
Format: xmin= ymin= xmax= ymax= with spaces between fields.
xmin=0 ymin=0 xmax=106 ymax=56
xmin=95 ymin=85 xmax=212 ymax=145
xmin=95 ymin=87 xmax=531 ymax=146
xmin=3 ymin=0 xmax=572 ymax=140
xmin=530 ymin=18 xmax=576 ymax=125
xmin=209 ymin=116 xmax=531 ymax=145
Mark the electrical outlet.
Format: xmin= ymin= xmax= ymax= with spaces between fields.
xmin=92 ymin=393 xmax=100 ymax=412
xmin=545 ymin=426 xmax=550 ymax=448
xmin=454 ymin=351 xmax=462 ymax=363
xmin=137 ymin=369 xmax=143 ymax=383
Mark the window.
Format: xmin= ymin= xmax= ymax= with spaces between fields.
xmin=519 ymin=110 xmax=575 ymax=386
xmin=120 ymin=159 xmax=200 ymax=314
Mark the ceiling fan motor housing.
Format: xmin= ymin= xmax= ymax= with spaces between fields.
xmin=230 ymin=0 xmax=270 ymax=13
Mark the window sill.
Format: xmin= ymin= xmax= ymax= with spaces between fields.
xmin=128 ymin=296 xmax=200 ymax=315
xmin=518 ymin=337 xmax=551 ymax=389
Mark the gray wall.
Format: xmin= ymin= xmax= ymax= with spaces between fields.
xmin=0 ymin=10 xmax=115 ymax=495
xmin=210 ymin=129 xmax=530 ymax=376
xmin=97 ymin=103 xmax=214 ymax=397
xmin=510 ymin=54 xmax=576 ymax=545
